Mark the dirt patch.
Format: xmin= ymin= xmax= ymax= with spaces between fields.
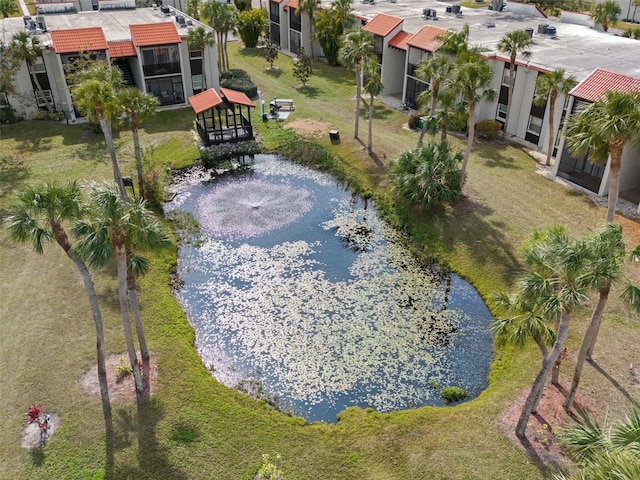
xmin=80 ymin=352 xmax=158 ymax=403
xmin=284 ymin=119 xmax=333 ymax=138
xmin=499 ymin=383 xmax=596 ymax=471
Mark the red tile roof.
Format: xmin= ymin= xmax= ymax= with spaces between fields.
xmin=363 ymin=13 xmax=403 ymax=38
xmin=283 ymin=0 xmax=298 ymax=11
xmin=406 ymin=25 xmax=447 ymax=52
xmin=388 ymin=30 xmax=411 ymax=51
xmin=221 ymin=88 xmax=255 ymax=108
xmin=108 ymin=40 xmax=136 ymax=58
xmin=189 ymin=89 xmax=223 ymax=114
xmin=50 ymin=27 xmax=108 ymax=54
xmin=570 ymin=68 xmax=640 ymax=102
xmin=130 ymin=22 xmax=180 ymax=47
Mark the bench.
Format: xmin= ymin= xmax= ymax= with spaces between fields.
xmin=270 ymin=98 xmax=295 ymax=111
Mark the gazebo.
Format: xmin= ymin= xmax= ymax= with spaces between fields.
xmin=189 ymin=87 xmax=256 ymax=146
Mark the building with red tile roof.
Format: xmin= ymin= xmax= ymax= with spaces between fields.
xmin=130 ymin=22 xmax=181 ymax=47
xmin=570 ymin=68 xmax=640 ymax=102
xmin=108 ymin=40 xmax=136 ymax=58
xmin=363 ymin=13 xmax=403 ymax=38
xmin=406 ymin=26 xmax=446 ymax=53
xmin=388 ymin=31 xmax=411 ymax=51
xmin=50 ymin=27 xmax=108 ymax=53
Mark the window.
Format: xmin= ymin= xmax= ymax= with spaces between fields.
xmin=527 ymin=115 xmax=543 ymax=134
xmin=496 ymin=103 xmax=507 ymax=119
xmin=502 ymin=65 xmax=516 ymax=86
xmin=34 ymin=89 xmax=53 ymax=107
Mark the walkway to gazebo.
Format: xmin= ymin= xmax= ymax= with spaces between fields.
xmin=189 ymin=87 xmax=256 ymax=146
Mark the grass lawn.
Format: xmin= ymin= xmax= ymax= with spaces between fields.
xmin=1 ymin=41 xmax=639 ymax=479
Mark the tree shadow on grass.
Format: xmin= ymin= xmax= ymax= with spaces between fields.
xmin=264 ymin=67 xmax=283 ymax=78
xmin=28 ymin=445 xmax=46 ymax=467
xmin=418 ymin=197 xmax=521 ymax=285
xmin=143 ymin=108 xmax=194 ymax=135
xmin=109 ymin=399 xmax=187 ymax=480
xmin=475 ymin=145 xmax=522 ymax=170
xmin=588 ymin=359 xmax=640 ymax=409
xmin=296 ymin=85 xmax=323 ymax=99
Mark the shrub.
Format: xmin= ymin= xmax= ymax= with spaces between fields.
xmin=0 ymin=104 xmax=19 ymax=124
xmin=390 ymin=140 xmax=462 ymax=210
xmin=236 ymin=8 xmax=267 ymax=48
xmin=31 ymin=110 xmax=66 ymax=121
xmin=476 ymin=119 xmax=502 ymax=140
xmin=200 ymin=140 xmax=261 ymax=167
xmin=293 ymin=47 xmax=313 ymax=87
xmin=441 ymin=386 xmax=468 ymax=404
xmin=407 ymin=112 xmax=421 ymax=130
xmin=220 ymin=69 xmax=258 ymax=99
xmin=115 ymin=356 xmax=132 ymax=378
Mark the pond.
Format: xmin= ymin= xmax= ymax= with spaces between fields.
xmin=165 ymin=154 xmax=493 ymax=423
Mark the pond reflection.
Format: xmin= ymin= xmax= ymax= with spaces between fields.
xmin=166 ymin=155 xmax=493 ymax=423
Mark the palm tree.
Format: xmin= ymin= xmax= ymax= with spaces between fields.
xmin=116 ymin=88 xmax=159 ymax=200
xmin=555 ymin=409 xmax=640 ymax=480
xmin=564 ymin=223 xmax=640 ymax=411
xmin=533 ymin=69 xmax=576 ymax=166
xmin=363 ymin=55 xmax=383 ymax=154
xmin=564 ymin=90 xmax=640 ymax=223
xmin=415 ymin=55 xmax=454 ymax=148
xmin=73 ymin=64 xmax=128 ymax=200
xmin=390 ymin=140 xmax=463 ymax=210
xmin=332 ymin=0 xmax=354 ymax=31
xmin=512 ymin=226 xmax=591 ymax=439
xmin=186 ymin=0 xmax=200 ymax=20
xmin=202 ymin=1 xmax=227 ymax=72
xmin=591 ymin=0 xmax=622 ymax=31
xmin=74 ymin=183 xmax=168 ymax=403
xmin=452 ymin=55 xmax=495 ymax=188
xmin=220 ymin=5 xmax=237 ymax=72
xmin=296 ymin=0 xmax=321 ymax=58
xmin=11 ymin=32 xmax=53 ymax=112
xmin=5 ymin=182 xmax=112 ymax=420
xmin=436 ymin=23 xmax=470 ymax=59
xmin=497 ymin=30 xmax=532 ymax=139
xmin=188 ymin=26 xmax=215 ymax=90
xmin=0 ymin=0 xmax=18 ymax=18
xmin=339 ymin=28 xmax=374 ymax=140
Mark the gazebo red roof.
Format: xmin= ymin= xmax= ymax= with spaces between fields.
xmin=221 ymin=88 xmax=255 ymax=108
xmin=189 ymin=89 xmax=223 ymax=114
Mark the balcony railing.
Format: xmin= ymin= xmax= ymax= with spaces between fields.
xmin=143 ymin=62 xmax=181 ymax=77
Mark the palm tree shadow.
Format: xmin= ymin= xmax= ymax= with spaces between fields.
xmin=517 ymin=434 xmax=568 ymax=478
xmin=296 ymin=85 xmax=322 ymax=98
xmin=28 ymin=445 xmax=46 ymax=467
xmin=588 ymin=358 xmax=640 ymax=409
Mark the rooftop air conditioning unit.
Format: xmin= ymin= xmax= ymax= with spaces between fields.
xmin=546 ymin=26 xmax=556 ymax=35
xmin=161 ymin=5 xmax=170 ymax=15
xmin=451 ymin=5 xmax=461 ymax=14
xmin=537 ymin=24 xmax=548 ymax=34
xmin=524 ymin=27 xmax=533 ymax=39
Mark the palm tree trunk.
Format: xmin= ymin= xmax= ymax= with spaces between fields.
xmin=516 ymin=312 xmax=572 ymax=438
xmin=132 ymin=126 xmax=144 ymax=200
xmin=223 ymin=32 xmax=230 ymax=72
xmin=503 ymin=62 xmax=515 ymax=139
xmin=355 ymin=65 xmax=362 ymax=139
xmin=368 ymin=92 xmax=374 ymax=153
xmin=461 ymin=103 xmax=476 ymax=188
xmin=51 ymin=222 xmax=114 ymax=469
xmin=115 ymin=240 xmax=145 ymax=404
xmin=201 ymin=47 xmax=207 ymax=89
xmin=308 ymin=13 xmax=314 ymax=58
xmin=606 ymin=144 xmax=623 ymax=223
xmin=545 ymin=94 xmax=556 ymax=166
xmin=127 ymin=267 xmax=150 ymax=401
xmin=565 ymin=284 xmax=609 ymax=411
xmin=430 ymin=87 xmax=438 ymax=117
xmin=51 ymin=223 xmax=111 ymax=412
xmin=98 ymin=115 xmax=128 ymax=202
xmin=216 ymin=33 xmax=223 ymax=72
